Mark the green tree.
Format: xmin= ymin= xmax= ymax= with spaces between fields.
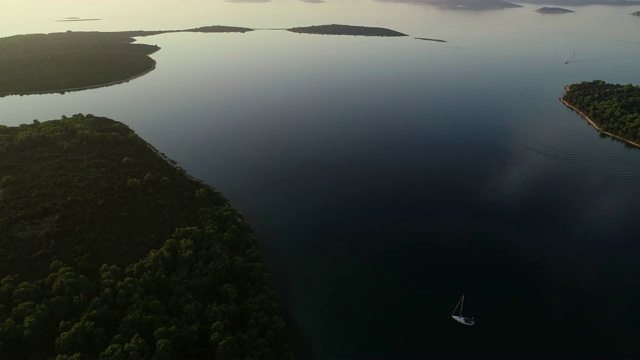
xmin=217 ymin=337 xmax=241 ymax=359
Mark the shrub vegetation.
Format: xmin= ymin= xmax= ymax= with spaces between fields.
xmin=562 ymin=80 xmax=640 ymax=144
xmin=0 ymin=114 xmax=292 ymax=359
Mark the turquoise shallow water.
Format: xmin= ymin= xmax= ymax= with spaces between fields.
xmin=2 ymin=2 xmax=640 ymax=357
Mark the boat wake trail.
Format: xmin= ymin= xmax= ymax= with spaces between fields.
xmin=565 ymin=55 xmax=640 ymax=65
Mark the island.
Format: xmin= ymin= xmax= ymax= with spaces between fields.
xmin=56 ymin=17 xmax=102 ymax=22
xmin=288 ymin=24 xmax=408 ymax=37
xmin=535 ymin=7 xmax=574 ymax=13
xmin=633 ymin=10 xmax=640 ymax=16
xmin=380 ymin=0 xmax=522 ymax=8
xmin=0 ymin=114 xmax=293 ymax=358
xmin=185 ymin=25 xmax=253 ymax=34
xmin=0 ymin=32 xmax=160 ymax=96
xmin=415 ymin=37 xmax=447 ymax=42
xmin=519 ymin=0 xmax=639 ymax=5
xmin=561 ymin=80 xmax=640 ymax=147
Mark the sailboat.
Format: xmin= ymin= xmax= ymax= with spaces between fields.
xmin=451 ymin=295 xmax=475 ymax=326
xmin=565 ymin=50 xmax=576 ymax=65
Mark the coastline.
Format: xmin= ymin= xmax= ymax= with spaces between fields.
xmin=0 ymin=48 xmax=159 ymax=97
xmin=144 ymin=126 xmax=312 ymax=356
xmin=144 ymin=140 xmax=207 ymax=185
xmin=560 ymin=85 xmax=640 ymax=149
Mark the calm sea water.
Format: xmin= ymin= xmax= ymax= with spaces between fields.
xmin=2 ymin=1 xmax=640 ymax=357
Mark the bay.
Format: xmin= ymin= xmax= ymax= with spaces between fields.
xmin=2 ymin=1 xmax=640 ymax=357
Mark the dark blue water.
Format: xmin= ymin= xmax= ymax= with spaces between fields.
xmin=221 ymin=90 xmax=640 ymax=357
xmin=2 ymin=5 xmax=640 ymax=357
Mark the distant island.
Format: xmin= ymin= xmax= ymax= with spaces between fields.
xmin=380 ymin=0 xmax=521 ymax=8
xmin=0 ymin=114 xmax=293 ymax=358
xmin=374 ymin=0 xmax=640 ymax=7
xmin=415 ymin=37 xmax=447 ymax=42
xmin=535 ymin=7 xmax=574 ymax=13
xmin=519 ymin=0 xmax=639 ymax=5
xmin=633 ymin=10 xmax=640 ymax=15
xmin=561 ymin=80 xmax=640 ymax=148
xmin=288 ymin=24 xmax=408 ymax=36
xmin=56 ymin=17 xmax=102 ymax=22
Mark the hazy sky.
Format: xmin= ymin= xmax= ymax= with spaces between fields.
xmin=1 ymin=0 xmax=392 ymax=36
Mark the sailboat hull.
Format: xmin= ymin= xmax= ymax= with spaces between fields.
xmin=451 ymin=315 xmax=475 ymax=326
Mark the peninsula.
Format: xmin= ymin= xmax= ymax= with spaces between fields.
xmin=535 ymin=7 xmax=574 ymax=13
xmin=561 ymin=80 xmax=640 ymax=148
xmin=0 ymin=26 xmax=252 ymax=96
xmin=288 ymin=24 xmax=408 ymax=37
xmin=0 ymin=32 xmax=160 ymax=96
xmin=0 ymin=114 xmax=293 ymax=358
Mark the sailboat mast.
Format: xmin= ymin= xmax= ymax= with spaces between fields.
xmin=451 ymin=296 xmax=463 ymax=316
xmin=460 ymin=295 xmax=464 ymax=316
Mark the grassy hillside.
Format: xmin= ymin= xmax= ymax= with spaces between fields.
xmin=0 ymin=114 xmax=292 ymax=358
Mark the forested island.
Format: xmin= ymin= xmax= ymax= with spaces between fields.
xmin=535 ymin=7 xmax=574 ymax=13
xmin=0 ymin=32 xmax=159 ymax=96
xmin=561 ymin=80 xmax=640 ymax=147
xmin=0 ymin=114 xmax=293 ymax=358
xmin=633 ymin=10 xmax=640 ymax=15
xmin=288 ymin=24 xmax=407 ymax=37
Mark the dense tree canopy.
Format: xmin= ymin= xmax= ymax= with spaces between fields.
xmin=0 ymin=115 xmax=292 ymax=358
xmin=0 ymin=32 xmax=159 ymax=95
xmin=0 ymin=114 xmax=230 ymax=278
xmin=562 ymin=80 xmax=640 ymax=145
